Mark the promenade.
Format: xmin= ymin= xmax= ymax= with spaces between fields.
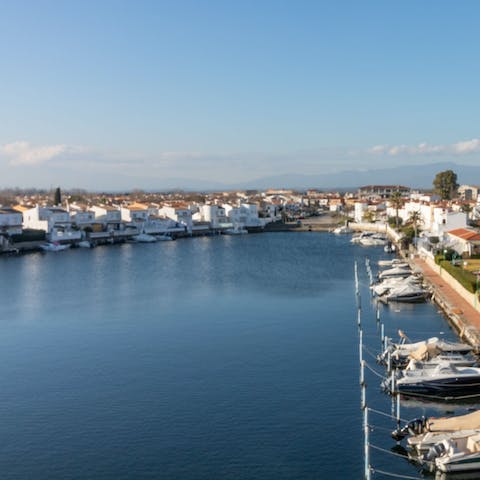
xmin=412 ymin=257 xmax=480 ymax=350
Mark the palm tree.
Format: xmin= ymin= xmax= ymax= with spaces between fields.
xmin=390 ymin=191 xmax=403 ymax=230
xmin=408 ymin=210 xmax=422 ymax=241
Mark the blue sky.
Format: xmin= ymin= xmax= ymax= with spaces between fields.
xmin=1 ymin=0 xmax=480 ymax=189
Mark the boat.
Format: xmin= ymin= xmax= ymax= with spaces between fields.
xmin=77 ymin=240 xmax=93 ymax=248
xmin=333 ymin=224 xmax=354 ymax=234
xmin=409 ymin=430 xmax=480 ymax=456
xmin=384 ymin=242 xmax=395 ymax=253
xmin=372 ymin=276 xmax=420 ymax=296
xmin=359 ymin=233 xmax=388 ymax=246
xmin=132 ymin=233 xmax=157 ymax=243
xmin=392 ymin=362 xmax=480 ymax=398
xmin=379 ymin=283 xmax=430 ymax=303
xmin=156 ymin=233 xmax=174 ymax=241
xmin=378 ymin=266 xmax=412 ymax=279
xmin=351 ymin=232 xmax=372 ymax=244
xmin=378 ymin=258 xmax=409 ymax=268
xmin=426 ymin=433 xmax=480 ymax=473
xmin=378 ymin=336 xmax=473 ymax=368
xmin=40 ymin=242 xmax=71 ymax=252
xmin=392 ymin=409 xmax=480 ymax=442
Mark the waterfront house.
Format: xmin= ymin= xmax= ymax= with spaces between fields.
xmin=22 ymin=205 xmax=82 ymax=243
xmin=193 ymin=205 xmax=231 ymax=229
xmin=446 ymin=228 xmax=480 ymax=257
xmin=223 ymin=203 xmax=264 ymax=230
xmin=120 ymin=203 xmax=150 ymax=226
xmin=90 ymin=205 xmax=137 ymax=242
xmin=0 ymin=207 xmax=23 ymax=236
xmin=158 ymin=204 xmax=193 ymax=234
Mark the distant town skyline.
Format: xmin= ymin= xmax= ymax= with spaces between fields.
xmin=1 ymin=0 xmax=480 ymax=189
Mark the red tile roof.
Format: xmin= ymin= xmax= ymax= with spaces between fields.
xmin=447 ymin=228 xmax=480 ymax=242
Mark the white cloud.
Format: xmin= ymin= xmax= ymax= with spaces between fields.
xmin=0 ymin=141 xmax=71 ymax=165
xmin=453 ymin=138 xmax=480 ymax=154
xmin=368 ymin=138 xmax=480 ymax=156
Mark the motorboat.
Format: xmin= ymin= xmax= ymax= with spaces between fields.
xmin=132 ymin=233 xmax=157 ymax=243
xmin=359 ymin=233 xmax=388 ymax=246
xmin=378 ymin=336 xmax=473 ymax=368
xmin=378 ymin=266 xmax=412 ymax=279
xmin=392 ymin=410 xmax=480 ymax=442
xmin=409 ymin=430 xmax=480 ymax=456
xmin=403 ymin=354 xmax=478 ymax=372
xmin=378 ymin=258 xmax=409 ymax=268
xmin=333 ymin=225 xmax=354 ymax=234
xmin=372 ymin=276 xmax=420 ymax=296
xmin=379 ymin=283 xmax=430 ymax=303
xmin=77 ymin=240 xmax=93 ymax=248
xmin=384 ymin=243 xmax=395 ymax=253
xmin=392 ymin=362 xmax=480 ymax=398
xmin=351 ymin=232 xmax=372 ymax=244
xmin=156 ymin=233 xmax=174 ymax=241
xmin=40 ymin=242 xmax=71 ymax=252
xmin=426 ymin=433 xmax=480 ymax=473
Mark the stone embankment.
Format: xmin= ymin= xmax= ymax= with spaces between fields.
xmin=350 ymin=221 xmax=480 ymax=350
xmin=410 ymin=255 xmax=480 ymax=351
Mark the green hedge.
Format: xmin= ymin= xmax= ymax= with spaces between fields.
xmin=439 ymin=260 xmax=478 ymax=293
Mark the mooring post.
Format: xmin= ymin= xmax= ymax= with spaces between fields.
xmin=396 ymin=392 xmax=401 ymax=431
xmin=359 ymin=329 xmax=363 ymax=366
xmin=364 ymin=406 xmax=370 ymax=480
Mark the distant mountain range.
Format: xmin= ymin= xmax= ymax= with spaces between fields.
xmin=154 ymin=161 xmax=480 ymax=192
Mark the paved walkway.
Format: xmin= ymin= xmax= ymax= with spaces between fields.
xmin=412 ymin=258 xmax=480 ymax=348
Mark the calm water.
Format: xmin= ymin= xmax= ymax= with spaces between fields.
xmin=0 ymin=233 xmax=474 ymax=479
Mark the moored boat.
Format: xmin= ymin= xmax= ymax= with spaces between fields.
xmin=40 ymin=242 xmax=71 ymax=252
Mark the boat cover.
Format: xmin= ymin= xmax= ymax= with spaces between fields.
xmin=427 ymin=410 xmax=480 ymax=432
xmin=467 ymin=434 xmax=480 ymax=453
xmin=409 ymin=343 xmax=441 ymax=361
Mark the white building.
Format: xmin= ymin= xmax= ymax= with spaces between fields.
xmin=445 ymin=228 xmax=480 ymax=257
xmin=193 ymin=205 xmax=230 ymax=228
xmin=0 ymin=208 xmax=23 ymax=235
xmin=354 ymin=202 xmax=368 ymax=223
xmin=223 ymin=204 xmax=264 ymax=229
xmin=90 ymin=205 xmax=122 ymax=226
xmin=120 ymin=203 xmax=150 ymax=225
xmin=387 ymin=201 xmax=467 ymax=236
xmin=158 ymin=206 xmax=193 ymax=233
xmin=22 ymin=206 xmax=82 ymax=242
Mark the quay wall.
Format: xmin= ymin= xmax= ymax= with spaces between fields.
xmin=349 ymin=222 xmax=402 ymax=243
xmin=411 ymin=252 xmax=480 ymax=349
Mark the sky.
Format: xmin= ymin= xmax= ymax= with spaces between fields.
xmin=1 ymin=0 xmax=480 ymax=190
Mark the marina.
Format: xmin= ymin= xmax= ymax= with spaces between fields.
xmin=1 ymin=230 xmax=480 ymax=478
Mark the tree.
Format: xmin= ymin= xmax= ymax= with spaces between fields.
xmin=390 ymin=191 xmax=403 ymax=230
xmin=408 ymin=210 xmax=422 ymax=240
xmin=461 ymin=203 xmax=473 ymax=217
xmin=53 ymin=187 xmax=62 ymax=206
xmin=433 ymin=170 xmax=459 ymax=200
xmin=362 ymin=210 xmax=375 ymax=223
